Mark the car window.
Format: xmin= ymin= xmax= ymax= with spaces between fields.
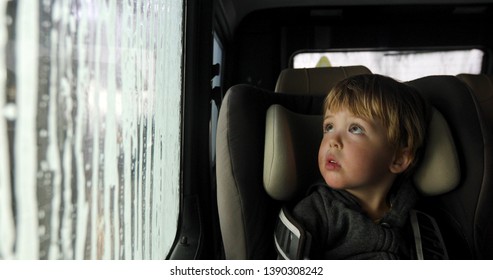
xmin=292 ymin=48 xmax=484 ymax=81
xmin=0 ymin=0 xmax=183 ymax=259
xmin=211 ymin=32 xmax=223 ymax=165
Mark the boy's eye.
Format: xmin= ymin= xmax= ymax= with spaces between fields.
xmin=349 ymin=124 xmax=365 ymax=135
xmin=323 ymin=123 xmax=333 ymax=133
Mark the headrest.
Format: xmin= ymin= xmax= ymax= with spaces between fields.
xmin=263 ymin=105 xmax=322 ymax=200
xmin=275 ymin=66 xmax=372 ymax=95
xmin=263 ymin=105 xmax=460 ymax=201
xmin=413 ymin=108 xmax=461 ymax=196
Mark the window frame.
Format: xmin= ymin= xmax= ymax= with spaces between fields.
xmin=167 ymin=0 xmax=218 ymax=260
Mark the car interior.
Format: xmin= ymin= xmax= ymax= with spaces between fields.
xmin=184 ymin=0 xmax=493 ymax=260
xmin=3 ymin=0 xmax=493 ymax=262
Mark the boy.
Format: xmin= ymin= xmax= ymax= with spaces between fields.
xmin=292 ymin=74 xmax=429 ymax=259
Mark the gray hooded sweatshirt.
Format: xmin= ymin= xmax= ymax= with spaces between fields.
xmin=292 ymin=180 xmax=417 ymax=259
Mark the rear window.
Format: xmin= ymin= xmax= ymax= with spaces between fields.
xmin=292 ymin=48 xmax=484 ymax=81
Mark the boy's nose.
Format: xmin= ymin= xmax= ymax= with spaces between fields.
xmin=329 ymin=135 xmax=342 ymax=150
xmin=329 ymin=141 xmax=341 ymax=150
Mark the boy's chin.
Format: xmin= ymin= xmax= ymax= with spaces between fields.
xmin=324 ymin=178 xmax=347 ymax=190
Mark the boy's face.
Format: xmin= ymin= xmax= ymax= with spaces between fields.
xmin=319 ymin=108 xmax=403 ymax=195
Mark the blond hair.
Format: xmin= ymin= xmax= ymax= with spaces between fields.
xmin=324 ymin=74 xmax=429 ymax=169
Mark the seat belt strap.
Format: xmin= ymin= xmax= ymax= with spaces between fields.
xmin=274 ymin=207 xmax=311 ymax=260
xmin=409 ymin=209 xmax=449 ymax=260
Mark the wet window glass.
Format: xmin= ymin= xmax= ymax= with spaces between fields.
xmin=0 ymin=0 xmax=182 ymax=259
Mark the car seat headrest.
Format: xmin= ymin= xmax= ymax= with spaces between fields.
xmin=263 ymin=105 xmax=323 ymax=200
xmin=413 ymin=108 xmax=461 ymax=196
xmin=275 ymin=66 xmax=372 ymax=95
xmin=263 ymin=105 xmax=460 ymax=200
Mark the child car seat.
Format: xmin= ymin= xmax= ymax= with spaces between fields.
xmin=216 ymin=74 xmax=493 ymax=259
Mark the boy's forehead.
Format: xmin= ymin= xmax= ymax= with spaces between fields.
xmin=323 ymin=108 xmax=382 ymax=125
xmin=324 ymin=108 xmax=358 ymax=120
xmin=324 ymin=107 xmax=359 ymax=118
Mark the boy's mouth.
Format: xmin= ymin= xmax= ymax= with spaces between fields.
xmin=325 ymin=157 xmax=340 ymax=170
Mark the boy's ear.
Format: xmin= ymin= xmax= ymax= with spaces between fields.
xmin=390 ymin=147 xmax=413 ymax=174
